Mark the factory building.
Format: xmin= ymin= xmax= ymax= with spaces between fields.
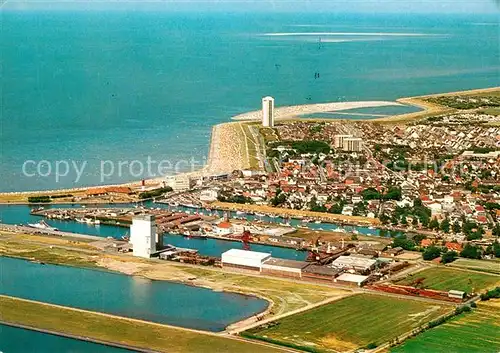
xmin=261 ymin=258 xmax=309 ymax=278
xmin=331 ymin=256 xmax=377 ymax=273
xmin=262 ymin=96 xmax=275 ymax=127
xmin=448 ymin=290 xmax=466 ymax=300
xmin=334 ymin=134 xmax=353 ymax=149
xmin=342 ymin=137 xmax=363 ymax=152
xmin=334 ymin=273 xmax=369 ymax=287
xmin=130 ymin=215 xmax=157 ymax=258
xmin=221 ymin=249 xmax=271 ymax=272
xmin=302 ymin=265 xmax=341 ymax=282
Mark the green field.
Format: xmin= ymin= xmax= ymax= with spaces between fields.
xmin=449 ymin=258 xmax=500 ymax=274
xmin=395 ymin=267 xmax=500 ymax=294
xmin=245 ymin=294 xmax=451 ymax=352
xmin=391 ymin=302 xmax=500 ymax=353
xmin=0 ymin=295 xmax=287 ymax=353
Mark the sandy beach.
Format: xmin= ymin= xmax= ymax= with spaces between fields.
xmin=232 ymin=100 xmax=404 ymax=121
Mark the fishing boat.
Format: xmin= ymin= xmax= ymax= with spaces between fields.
xmin=236 ymin=211 xmax=246 ymax=216
xmin=27 ymin=220 xmax=58 ymax=231
xmin=314 ymin=220 xmax=322 ymax=224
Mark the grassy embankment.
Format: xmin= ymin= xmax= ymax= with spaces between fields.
xmin=0 ymin=231 xmax=348 ymax=317
xmin=448 ymin=258 xmax=500 ymax=275
xmin=0 ymin=295 xmax=289 ymax=353
xmin=0 ymin=231 xmax=101 ymax=268
xmin=394 ymin=267 xmax=500 ymax=294
xmin=240 ymin=122 xmax=261 ymax=170
xmin=245 ymin=294 xmax=451 ymax=352
xmin=391 ymin=300 xmax=500 ymax=353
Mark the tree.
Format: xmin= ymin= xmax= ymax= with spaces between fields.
xmin=460 ymin=244 xmax=482 ymax=259
xmin=441 ymin=251 xmax=458 ymax=264
xmin=423 ymin=246 xmax=441 ymax=260
xmin=384 ymin=186 xmax=402 ymax=201
xmin=429 ymin=218 xmax=440 ymax=230
xmin=452 ymin=221 xmax=461 ymax=234
xmin=493 ymin=224 xmax=500 ymax=237
xmin=393 ymin=236 xmax=416 ymax=251
xmin=440 ymin=218 xmax=451 ymax=233
xmin=380 ymin=213 xmax=390 ymax=225
xmin=485 ymin=242 xmax=500 ymax=258
xmin=361 ymin=188 xmax=382 ymax=201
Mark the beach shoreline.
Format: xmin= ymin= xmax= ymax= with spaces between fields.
xmin=1 ymin=87 xmax=498 ymax=201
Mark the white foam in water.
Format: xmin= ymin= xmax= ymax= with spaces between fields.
xmin=262 ymin=32 xmax=432 ymax=36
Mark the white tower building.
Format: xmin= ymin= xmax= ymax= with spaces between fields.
xmin=262 ymin=96 xmax=275 ymax=127
xmin=130 ymin=215 xmax=156 ymax=258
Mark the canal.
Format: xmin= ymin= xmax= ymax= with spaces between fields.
xmin=0 ymin=257 xmax=268 ymax=332
xmin=0 ymin=324 xmax=135 ymax=353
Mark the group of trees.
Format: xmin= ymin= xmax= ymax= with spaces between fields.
xmin=460 ymin=244 xmax=483 ymax=259
xmin=218 ymin=193 xmax=253 ymax=204
xmin=27 ymin=195 xmax=52 ymax=203
xmin=380 ymin=198 xmax=431 ymax=227
xmin=138 ymin=186 xmax=172 ymax=199
xmin=421 ymin=246 xmax=457 ymax=264
xmin=308 ymin=196 xmax=346 ymax=214
xmin=480 ymin=287 xmax=500 ymax=301
xmin=421 ymin=241 xmax=500 ymax=262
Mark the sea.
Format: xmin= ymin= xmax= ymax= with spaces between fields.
xmin=1 ymin=11 xmax=499 ymax=192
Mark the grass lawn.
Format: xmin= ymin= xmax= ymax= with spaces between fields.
xmin=448 ymin=258 xmax=500 ymax=275
xmin=0 ymin=295 xmax=287 ymax=353
xmin=171 ymin=266 xmax=347 ymax=316
xmin=395 ymin=267 xmax=500 ymax=294
xmin=391 ymin=301 xmax=500 ymax=353
xmin=240 ymin=123 xmax=260 ymax=169
xmin=245 ymin=294 xmax=451 ymax=352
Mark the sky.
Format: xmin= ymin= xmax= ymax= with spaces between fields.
xmin=1 ymin=0 xmax=499 ymax=13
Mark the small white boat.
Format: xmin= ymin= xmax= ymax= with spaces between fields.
xmin=27 ymin=220 xmax=58 ymax=231
xmin=314 ymin=220 xmax=322 ymax=224
xmin=236 ymin=211 xmax=246 ymax=216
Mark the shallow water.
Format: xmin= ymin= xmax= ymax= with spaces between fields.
xmin=2 ymin=12 xmax=498 ymax=191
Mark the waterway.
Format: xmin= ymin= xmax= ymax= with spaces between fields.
xmin=0 ymin=202 xmax=387 ymax=260
xmin=0 ymin=257 xmax=268 ymax=332
xmin=0 ymin=324 xmax=134 ymax=353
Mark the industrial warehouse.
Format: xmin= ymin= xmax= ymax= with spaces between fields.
xmin=221 ymin=249 xmax=380 ymax=286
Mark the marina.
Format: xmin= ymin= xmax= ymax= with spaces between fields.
xmin=0 ymin=203 xmax=389 ymax=262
